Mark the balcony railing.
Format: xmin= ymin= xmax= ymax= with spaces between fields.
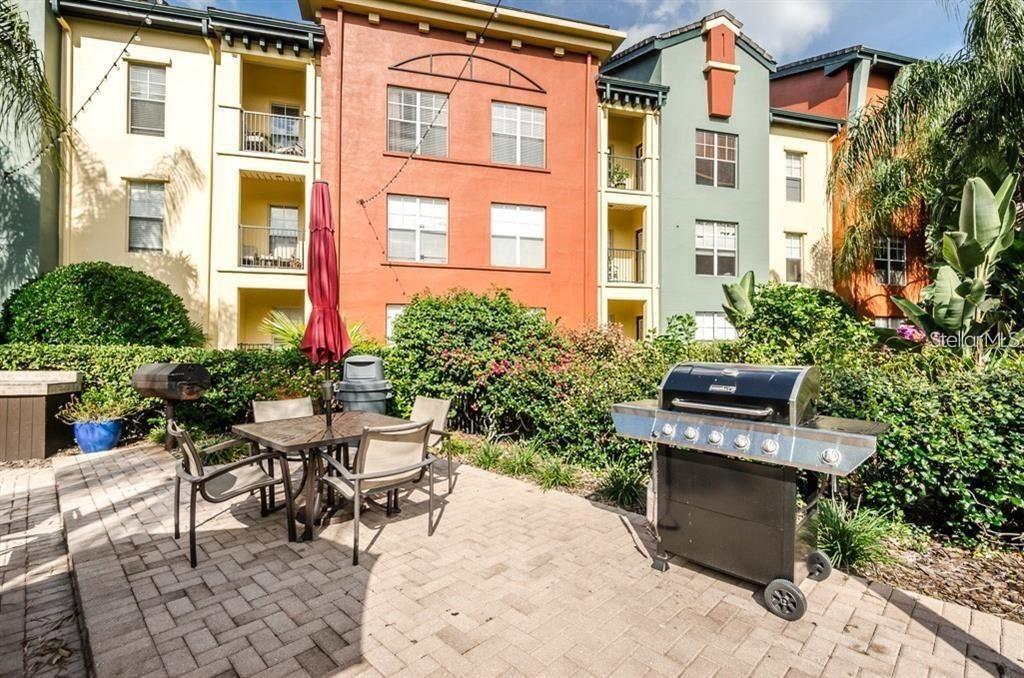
xmin=238 ymin=225 xmax=304 ymax=269
xmin=607 ymin=155 xmax=645 ymax=191
xmin=241 ymin=110 xmax=305 ymax=156
xmin=608 ymin=247 xmax=645 ymax=284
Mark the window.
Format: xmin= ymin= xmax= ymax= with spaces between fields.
xmin=129 ymin=64 xmax=166 ymax=136
xmin=387 ymin=87 xmax=448 ymax=157
xmin=387 ymin=195 xmax=448 ymax=263
xmin=270 ymin=103 xmax=301 ymax=149
xmin=492 ymin=102 xmax=546 ymax=167
xmin=271 ymin=307 xmax=304 ymax=345
xmin=386 ymin=304 xmax=407 ymax=341
xmin=874 ymin=317 xmax=905 ymax=330
xmin=269 ymin=205 xmax=300 ymax=262
xmin=695 ymin=312 xmax=737 ymax=341
xmin=785 ymin=152 xmax=803 ymax=201
xmin=785 ymin=233 xmax=803 ymax=283
xmin=695 ymin=130 xmax=736 ymax=188
xmin=695 ymin=220 xmax=737 ymax=276
xmin=128 ymin=181 xmax=165 ymax=252
xmin=491 ymin=204 xmax=546 ymax=268
xmin=875 ymin=236 xmax=907 ymax=285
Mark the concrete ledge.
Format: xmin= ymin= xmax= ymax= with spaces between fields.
xmin=0 ymin=370 xmax=83 ymax=396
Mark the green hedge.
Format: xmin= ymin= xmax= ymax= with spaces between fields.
xmin=0 ymin=344 xmax=326 ymax=436
xmin=1 ymin=262 xmax=204 ymax=346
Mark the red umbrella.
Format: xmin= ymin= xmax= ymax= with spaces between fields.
xmin=301 ymin=181 xmax=352 ymax=425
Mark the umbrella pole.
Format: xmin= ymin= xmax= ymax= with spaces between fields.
xmin=323 ymin=363 xmax=333 ymax=429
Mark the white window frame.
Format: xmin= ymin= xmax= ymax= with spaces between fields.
xmin=386 ymin=304 xmax=408 ymax=342
xmin=128 ymin=64 xmax=166 ymax=136
xmin=695 ymin=220 xmax=737 ymax=277
xmin=785 ymin=151 xmax=804 ymax=202
xmin=695 ymin=312 xmax=737 ymax=341
xmin=784 ymin=232 xmax=804 ymax=283
xmin=695 ymin=129 xmax=737 ymax=188
xmin=386 ymin=195 xmax=448 ymax=264
xmin=490 ymin=204 xmax=546 ymax=269
xmin=387 ymin=86 xmax=448 ymax=157
xmin=127 ymin=180 xmax=165 ymax=252
xmin=874 ymin=236 xmax=907 ymax=286
xmin=491 ymin=102 xmax=546 ymax=168
xmin=874 ymin=317 xmax=906 ymax=330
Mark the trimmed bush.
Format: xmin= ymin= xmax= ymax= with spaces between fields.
xmin=0 ymin=343 xmax=325 ymax=437
xmin=1 ymin=262 xmax=203 ymax=346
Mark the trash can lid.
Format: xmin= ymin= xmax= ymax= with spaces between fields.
xmin=343 ymin=355 xmax=384 ymax=381
xmin=335 ymin=379 xmax=392 ymax=393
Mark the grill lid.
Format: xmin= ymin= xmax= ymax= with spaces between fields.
xmin=131 ymin=363 xmax=211 ymax=401
xmin=660 ymin=363 xmax=819 ymax=426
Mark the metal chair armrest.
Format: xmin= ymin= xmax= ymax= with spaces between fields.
xmin=176 ymin=463 xmax=203 ymax=484
xmin=200 ymin=438 xmax=249 ymax=457
xmin=199 ymin=452 xmax=282 ymax=483
xmin=340 ymin=454 xmax=437 ymax=482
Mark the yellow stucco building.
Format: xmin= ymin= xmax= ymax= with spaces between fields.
xmin=767 ymin=109 xmax=842 ymax=290
xmin=53 ymin=0 xmax=323 ymax=347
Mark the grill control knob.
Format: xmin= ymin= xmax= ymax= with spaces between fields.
xmin=683 ymin=426 xmax=698 ymax=441
xmin=734 ymin=434 xmax=750 ymax=450
xmin=820 ymin=448 xmax=842 ymax=467
xmin=761 ymin=439 xmax=780 ymax=456
xmin=707 ymin=430 xmax=724 ymax=445
xmin=660 ymin=423 xmax=675 ymax=437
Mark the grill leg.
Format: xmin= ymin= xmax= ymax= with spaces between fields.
xmin=173 ymin=476 xmax=181 ymax=540
xmin=165 ymin=402 xmax=175 ymax=451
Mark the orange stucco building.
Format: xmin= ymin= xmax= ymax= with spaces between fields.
xmin=771 ymin=46 xmax=927 ymax=321
xmin=300 ymin=0 xmax=624 ymax=338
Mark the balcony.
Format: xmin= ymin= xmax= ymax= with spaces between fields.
xmin=607 ymin=156 xmax=645 ymax=192
xmin=608 ymin=247 xmax=645 ymax=284
xmin=241 ymin=111 xmax=305 ymax=156
xmin=238 ymin=225 xmax=304 ymax=270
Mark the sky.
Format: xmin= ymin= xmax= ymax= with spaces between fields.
xmin=177 ymin=0 xmax=970 ymax=64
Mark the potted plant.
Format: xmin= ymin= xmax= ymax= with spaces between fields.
xmin=609 ymin=163 xmax=631 ymax=189
xmin=59 ymin=390 xmax=135 ymax=453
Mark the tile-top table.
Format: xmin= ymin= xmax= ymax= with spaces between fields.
xmin=233 ymin=412 xmax=407 ymax=540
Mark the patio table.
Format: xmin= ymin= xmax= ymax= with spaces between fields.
xmin=233 ymin=411 xmax=406 ymax=541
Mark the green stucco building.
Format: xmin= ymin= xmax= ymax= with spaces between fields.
xmin=602 ymin=11 xmax=775 ymax=339
xmin=1 ymin=0 xmax=63 ymax=305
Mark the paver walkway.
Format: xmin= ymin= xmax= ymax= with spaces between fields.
xmin=0 ymin=466 xmax=87 ymax=678
xmin=2 ymin=443 xmax=1022 ymax=678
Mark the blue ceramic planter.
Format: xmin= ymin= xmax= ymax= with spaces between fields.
xmin=73 ymin=420 xmax=122 ymax=453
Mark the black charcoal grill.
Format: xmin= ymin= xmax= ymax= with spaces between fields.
xmin=612 ymin=362 xmax=886 ymax=620
xmin=132 ymin=363 xmax=211 ymax=449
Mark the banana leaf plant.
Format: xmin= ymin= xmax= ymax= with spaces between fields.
xmin=722 ymin=271 xmax=756 ymax=326
xmin=892 ymin=173 xmax=1019 ymax=351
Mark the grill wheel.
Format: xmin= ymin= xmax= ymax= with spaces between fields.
xmin=764 ymin=579 xmax=807 ymax=621
xmin=807 ymin=550 xmax=833 ymax=581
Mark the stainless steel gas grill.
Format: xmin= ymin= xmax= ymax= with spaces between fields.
xmin=612 ymin=362 xmax=887 ymax=620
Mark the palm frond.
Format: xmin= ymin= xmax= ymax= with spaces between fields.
xmin=0 ymin=0 xmax=67 ymax=157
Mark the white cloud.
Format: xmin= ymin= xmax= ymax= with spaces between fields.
xmin=617 ymin=0 xmax=839 ymax=60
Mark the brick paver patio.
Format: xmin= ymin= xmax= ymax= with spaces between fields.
xmin=2 ymin=443 xmax=1023 ymax=677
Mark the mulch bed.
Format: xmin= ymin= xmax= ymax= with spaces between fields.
xmin=861 ymin=540 xmax=1024 ymax=624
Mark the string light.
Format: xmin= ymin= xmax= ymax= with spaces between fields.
xmin=356 ymin=0 xmax=503 ymax=299
xmin=2 ymin=0 xmax=160 ymax=183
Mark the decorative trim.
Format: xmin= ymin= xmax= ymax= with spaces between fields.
xmin=390 ymin=52 xmax=546 ymax=93
xmin=368 ymin=12 xmax=380 ymax=24
xmin=702 ymin=16 xmax=740 ymax=35
xmin=418 ymin=21 xmax=429 ymax=33
xmin=123 ymin=55 xmax=172 ymax=67
xmin=703 ymin=60 xmax=740 ymax=73
xmin=553 ymin=46 xmax=565 ymax=57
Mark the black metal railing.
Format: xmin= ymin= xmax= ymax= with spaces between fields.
xmin=608 ymin=248 xmax=645 ymax=283
xmin=607 ymin=155 xmax=645 ymax=191
xmin=238 ymin=225 xmax=304 ymax=269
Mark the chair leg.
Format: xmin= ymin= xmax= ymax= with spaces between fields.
xmin=385 ymin=490 xmax=393 ymax=517
xmin=428 ymin=462 xmax=435 ymax=537
xmin=267 ymin=455 xmax=276 ymax=511
xmin=173 ymin=476 xmax=181 ymax=540
xmin=352 ymin=481 xmax=361 ymax=566
xmin=189 ymin=485 xmax=199 ymax=568
xmin=447 ymin=453 xmax=453 ymax=495
xmin=259 ymin=487 xmax=268 ymax=516
xmin=278 ymin=455 xmax=297 ymax=543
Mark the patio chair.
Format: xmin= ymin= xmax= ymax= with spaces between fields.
xmin=319 ymin=420 xmax=437 ymax=565
xmin=253 ymin=397 xmax=314 ymax=510
xmin=168 ymin=420 xmax=295 ymax=567
xmin=410 ymin=396 xmax=453 ymax=493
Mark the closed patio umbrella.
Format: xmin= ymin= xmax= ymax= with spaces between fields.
xmin=301 ymin=180 xmax=352 ymax=427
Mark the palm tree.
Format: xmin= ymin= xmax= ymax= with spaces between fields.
xmin=828 ymin=0 xmax=1024 ymax=279
xmin=0 ymin=0 xmax=67 ymax=169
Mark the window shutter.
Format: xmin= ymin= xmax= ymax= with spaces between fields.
xmin=128 ymin=182 xmax=164 ymax=251
xmin=130 ymin=100 xmax=165 ymax=135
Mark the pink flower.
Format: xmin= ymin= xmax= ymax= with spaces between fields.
xmin=897 ymin=323 xmax=926 ymax=343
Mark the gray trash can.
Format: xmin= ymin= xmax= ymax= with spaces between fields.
xmin=334 ymin=355 xmax=392 ymax=414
